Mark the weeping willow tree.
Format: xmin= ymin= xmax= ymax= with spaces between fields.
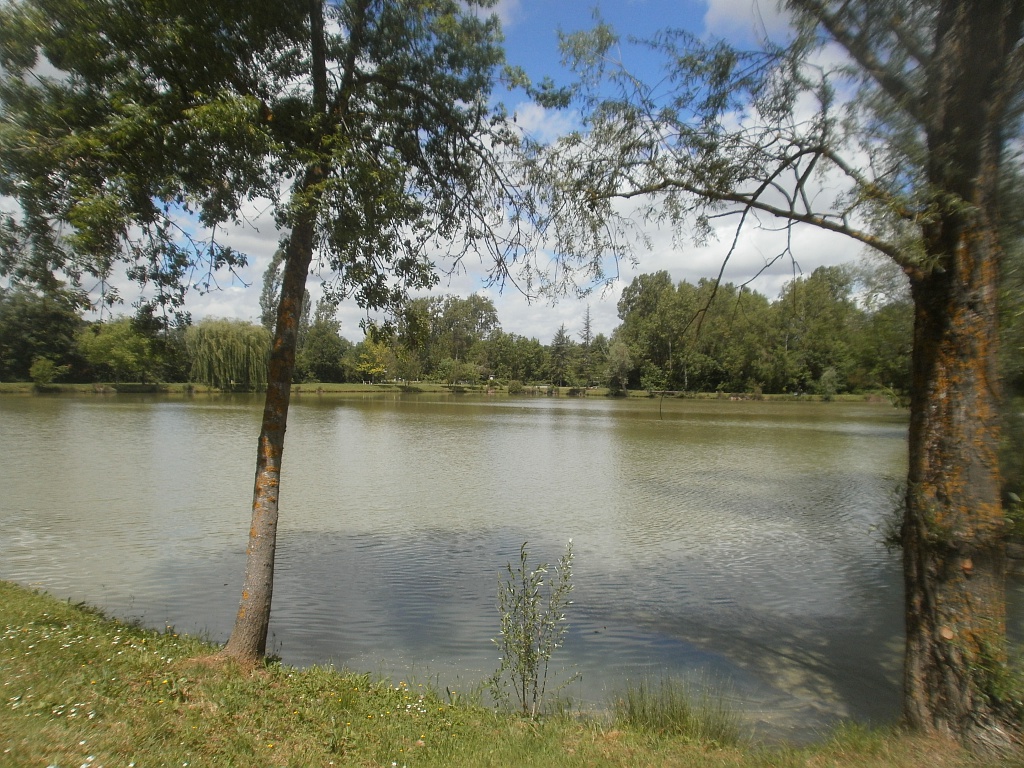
xmin=185 ymin=319 xmax=271 ymax=391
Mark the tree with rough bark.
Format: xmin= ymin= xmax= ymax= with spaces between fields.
xmin=527 ymin=0 xmax=1023 ymax=747
xmin=0 ymin=0 xmax=531 ymax=663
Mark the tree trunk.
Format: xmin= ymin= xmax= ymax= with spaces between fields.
xmin=902 ymin=228 xmax=1010 ymax=746
xmin=220 ymin=0 xmax=335 ymax=665
xmin=899 ymin=0 xmax=1020 ymax=747
xmin=221 ymin=205 xmax=317 ymax=664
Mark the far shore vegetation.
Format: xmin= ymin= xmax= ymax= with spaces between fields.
xmin=0 ymin=378 xmax=896 ymax=402
xmin=0 ymin=261 xmax=951 ymax=401
xmin=0 ymin=580 xmax=1005 ymax=768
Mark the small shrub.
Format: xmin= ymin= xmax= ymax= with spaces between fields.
xmin=29 ymin=356 xmax=68 ymax=388
xmin=818 ymin=367 xmax=840 ymax=401
xmin=489 ymin=540 xmax=575 ymax=717
xmin=507 ymin=379 xmax=524 ymax=394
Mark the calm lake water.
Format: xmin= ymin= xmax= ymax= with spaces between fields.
xmin=2 ymin=393 xmax=1019 ymax=739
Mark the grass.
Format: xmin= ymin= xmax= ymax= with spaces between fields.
xmin=612 ymin=678 xmax=743 ymax=747
xmin=2 ymin=581 xmax=1013 ymax=767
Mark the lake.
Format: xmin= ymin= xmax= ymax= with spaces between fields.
xmin=1 ymin=393 xmax=1018 ymax=740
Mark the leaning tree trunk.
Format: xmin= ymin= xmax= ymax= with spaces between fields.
xmin=220 ymin=0 xmax=335 ymax=665
xmin=221 ymin=205 xmax=317 ymax=664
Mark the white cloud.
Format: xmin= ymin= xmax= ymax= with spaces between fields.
xmin=703 ymin=0 xmax=791 ymax=43
xmin=491 ymin=0 xmax=524 ymax=27
xmin=512 ymin=100 xmax=580 ymax=143
xmin=597 ymin=209 xmax=864 ymax=306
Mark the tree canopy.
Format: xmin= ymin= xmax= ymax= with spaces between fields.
xmin=0 ymin=0 xmax=533 ymax=319
xmin=78 ymin=316 xmax=158 ymax=383
xmin=0 ymin=284 xmax=83 ymax=380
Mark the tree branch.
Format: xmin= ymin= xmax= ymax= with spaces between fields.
xmin=610 ymin=174 xmax=907 ymax=265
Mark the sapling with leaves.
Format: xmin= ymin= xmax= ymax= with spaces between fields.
xmin=490 ymin=540 xmax=576 ymax=718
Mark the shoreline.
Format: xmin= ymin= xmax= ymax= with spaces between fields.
xmin=0 ymin=380 xmax=892 ymax=403
xmin=0 ymin=580 xmax=997 ymax=767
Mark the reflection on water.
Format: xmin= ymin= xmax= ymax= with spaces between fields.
xmin=2 ymin=393 xmax=1008 ymax=740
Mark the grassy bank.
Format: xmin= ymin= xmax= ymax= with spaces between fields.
xmin=1 ymin=582 xmax=1002 ymax=767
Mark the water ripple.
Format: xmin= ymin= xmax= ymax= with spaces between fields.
xmin=0 ymin=394 xmax=985 ymax=740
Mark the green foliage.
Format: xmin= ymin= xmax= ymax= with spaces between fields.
xmin=0 ymin=285 xmax=84 ymax=381
xmin=1 ymin=0 xmax=528 ymax=327
xmin=604 ymin=341 xmax=632 ymax=394
xmin=28 ymin=356 xmax=68 ymax=386
xmin=612 ymin=678 xmax=743 ymax=746
xmin=850 ymin=302 xmax=913 ymax=393
xmin=1002 ymin=407 xmax=1024 ymax=509
xmin=879 ymin=479 xmax=908 ymax=553
xmin=77 ymin=318 xmax=159 ymax=383
xmin=547 ymin=324 xmax=576 ymax=387
xmin=260 ymin=251 xmax=311 ymax=346
xmin=353 ymin=338 xmax=391 ymax=383
xmin=482 ymin=331 xmax=549 ymax=383
xmin=436 ymin=357 xmax=479 ymax=386
xmin=1001 ymin=221 xmax=1024 ymax=398
xmin=575 ymin=305 xmax=602 ymax=386
xmin=489 ymin=541 xmax=575 ymax=718
xmin=776 ymin=267 xmax=858 ymax=393
xmin=640 ymin=362 xmax=669 ymax=394
xmin=259 ymin=250 xmax=285 ymax=334
xmin=296 ymin=300 xmax=351 ymax=383
xmin=608 ymin=265 xmax=914 ymax=396
xmin=0 ymin=0 xmax=278 ymax=322
xmin=395 ymin=294 xmax=501 ymax=382
xmin=185 ymin=318 xmax=270 ymax=391
xmin=1000 ymin=218 xmax=1024 ymax=506
xmin=817 ymin=367 xmax=840 ymax=401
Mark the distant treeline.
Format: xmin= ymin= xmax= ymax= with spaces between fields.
xmin=2 ymin=257 xmax=1022 ymax=399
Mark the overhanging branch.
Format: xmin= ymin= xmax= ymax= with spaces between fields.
xmin=608 ymin=175 xmax=907 ymax=265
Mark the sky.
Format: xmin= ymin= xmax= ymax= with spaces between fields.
xmin=118 ymin=1 xmax=867 ymax=344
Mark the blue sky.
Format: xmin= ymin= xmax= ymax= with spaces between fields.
xmin=501 ymin=1 xmax=705 ymax=87
xmin=184 ymin=0 xmax=863 ymax=344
